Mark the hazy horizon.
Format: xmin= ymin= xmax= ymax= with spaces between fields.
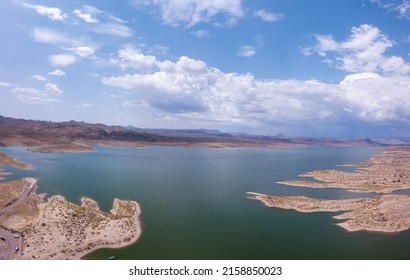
xmin=1 ymin=0 xmax=410 ymax=138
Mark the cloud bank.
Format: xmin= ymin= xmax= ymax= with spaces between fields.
xmin=103 ymin=47 xmax=410 ymax=131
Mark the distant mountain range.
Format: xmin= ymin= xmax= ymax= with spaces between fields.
xmin=0 ymin=115 xmax=392 ymax=152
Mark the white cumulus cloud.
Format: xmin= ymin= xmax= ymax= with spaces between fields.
xmin=48 ymin=70 xmax=66 ymax=76
xmin=110 ymin=47 xmax=157 ymax=71
xmin=102 ymin=53 xmax=410 ymax=130
xmin=64 ymin=46 xmax=95 ymax=57
xmin=305 ymin=24 xmax=410 ymax=74
xmin=340 ymin=72 xmax=410 ymax=122
xmin=44 ymin=83 xmax=63 ymax=95
xmin=48 ymin=54 xmax=77 ymax=67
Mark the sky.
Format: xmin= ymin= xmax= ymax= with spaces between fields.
xmin=0 ymin=0 xmax=410 ymax=138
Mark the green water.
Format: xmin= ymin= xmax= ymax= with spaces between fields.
xmin=1 ymin=145 xmax=409 ymax=259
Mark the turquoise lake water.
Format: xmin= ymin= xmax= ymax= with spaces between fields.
xmin=1 ymin=145 xmax=409 ymax=259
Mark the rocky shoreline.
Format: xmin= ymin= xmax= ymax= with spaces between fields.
xmin=0 ymin=153 xmax=142 ymax=260
xmin=249 ymin=146 xmax=410 ymax=233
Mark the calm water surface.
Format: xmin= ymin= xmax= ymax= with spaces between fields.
xmin=1 ymin=145 xmax=409 ymax=259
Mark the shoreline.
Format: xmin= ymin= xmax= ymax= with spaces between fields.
xmin=248 ymin=147 xmax=410 ymax=233
xmin=0 ymin=151 xmax=143 ymax=260
xmin=26 ymin=141 xmax=305 ymax=153
xmin=248 ymin=192 xmax=410 ymax=233
xmin=9 ymin=141 xmax=390 ymax=154
xmin=0 ymin=153 xmax=33 ymax=170
xmin=10 ymin=191 xmax=144 ymax=260
xmin=277 ymin=147 xmax=410 ymax=194
xmin=1 ymin=133 xmax=389 ymax=154
xmin=77 ymin=201 xmax=143 ymax=260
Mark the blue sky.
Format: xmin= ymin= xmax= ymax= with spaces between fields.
xmin=1 ymin=0 xmax=410 ymax=137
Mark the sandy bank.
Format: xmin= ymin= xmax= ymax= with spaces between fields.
xmin=0 ymin=178 xmax=142 ymax=260
xmin=278 ymin=147 xmax=410 ymax=193
xmin=248 ymin=192 xmax=410 ymax=232
xmin=0 ymin=153 xmax=33 ymax=170
xmin=28 ymin=143 xmax=95 ymax=153
xmin=21 ymin=195 xmax=142 ymax=260
xmin=249 ymin=146 xmax=410 ymax=233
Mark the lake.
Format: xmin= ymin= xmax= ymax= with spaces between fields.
xmin=1 ymin=145 xmax=410 ymax=259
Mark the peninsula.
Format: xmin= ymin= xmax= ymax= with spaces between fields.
xmin=0 ymin=153 xmax=33 ymax=170
xmin=0 ymin=154 xmax=142 ymax=260
xmin=249 ymin=146 xmax=410 ymax=233
xmin=278 ymin=147 xmax=410 ymax=194
xmin=0 ymin=153 xmax=33 ymax=181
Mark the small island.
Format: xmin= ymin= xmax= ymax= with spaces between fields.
xmin=249 ymin=146 xmax=410 ymax=233
xmin=0 ymin=154 xmax=142 ymax=260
